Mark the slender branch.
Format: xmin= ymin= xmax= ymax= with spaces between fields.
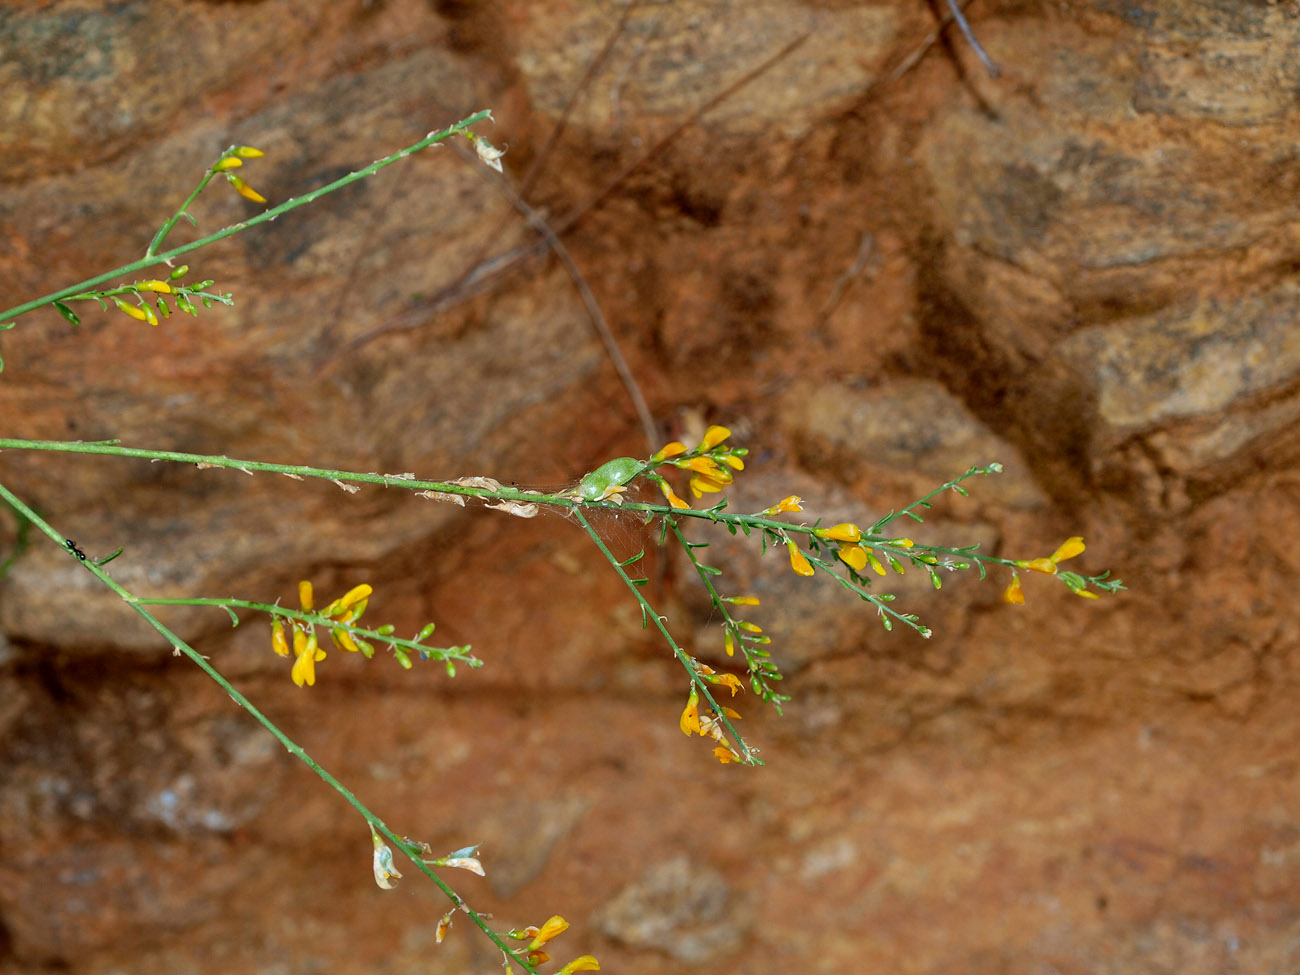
xmin=0 ymin=478 xmax=539 ymax=974
xmin=572 ymin=507 xmax=757 ymax=764
xmin=0 ymin=110 xmax=492 ymax=325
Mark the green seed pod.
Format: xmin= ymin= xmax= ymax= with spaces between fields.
xmin=53 ymin=301 xmax=80 ymax=326
xmin=575 ymin=456 xmax=642 ymax=501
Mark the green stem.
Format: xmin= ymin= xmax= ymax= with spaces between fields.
xmin=146 ymin=166 xmax=219 ymax=258
xmin=133 ymin=596 xmax=480 ymax=666
xmin=572 ymin=507 xmax=758 ymax=765
xmin=0 ymin=478 xmax=537 ymax=974
xmin=0 ymin=438 xmax=1015 ymax=564
xmin=0 ymin=110 xmax=492 ymax=325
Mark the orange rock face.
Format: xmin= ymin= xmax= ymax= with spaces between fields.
xmin=2 ymin=1 xmax=1299 ymax=972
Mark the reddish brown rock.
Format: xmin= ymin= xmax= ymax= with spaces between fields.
xmin=3 ymin=1 xmax=1300 ymax=973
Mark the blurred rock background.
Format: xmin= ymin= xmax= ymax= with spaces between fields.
xmin=2 ymin=1 xmax=1298 ymax=972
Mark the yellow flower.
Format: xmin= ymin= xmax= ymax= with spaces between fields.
xmin=113 ymin=298 xmax=156 ymax=325
xmin=330 ymin=626 xmax=361 ymax=653
xmin=323 ymin=583 xmax=373 ymax=620
xmin=228 ymin=174 xmax=267 ymax=203
xmin=724 ymin=629 xmax=735 ymax=656
xmin=786 ymin=540 xmax=814 ymax=577
xmin=1003 ymin=575 xmax=1025 ymax=605
xmin=291 ymin=628 xmax=326 ymax=687
xmin=650 ymin=441 xmax=687 ymax=462
xmin=135 ymin=280 xmax=173 ymax=294
xmin=837 ymin=543 xmax=868 ymax=572
xmin=713 ymin=746 xmax=740 ymax=764
xmin=557 ymin=956 xmax=601 ymax=974
xmin=212 ymin=156 xmax=243 ymax=171
xmin=815 ymin=522 xmax=862 ymax=542
xmin=699 ymin=425 xmax=731 ymax=449
xmin=659 ymin=480 xmax=690 ymax=509
xmin=298 ymin=580 xmax=314 ymax=610
xmin=726 ymin=595 xmax=760 ymax=606
xmin=719 ymin=453 xmax=745 ymax=471
xmin=270 ymin=617 xmax=290 ymax=657
xmin=705 ymin=672 xmax=743 ymax=696
xmin=678 ymin=456 xmax=734 ymax=496
xmin=233 ymin=146 xmax=265 ymax=158
xmin=528 ymin=916 xmax=570 ymax=951
xmin=762 ymin=495 xmax=803 ymax=515
xmin=680 ymin=687 xmax=702 ymax=736
xmin=689 ymin=465 xmax=732 ymax=497
xmin=1021 ymin=536 xmax=1085 ymax=575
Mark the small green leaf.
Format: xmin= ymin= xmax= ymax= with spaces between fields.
xmin=53 ymin=302 xmax=80 ymax=325
xmin=94 ymin=546 xmax=124 ymax=566
xmin=0 ymin=320 xmax=15 ymax=330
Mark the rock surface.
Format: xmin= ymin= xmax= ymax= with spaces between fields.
xmin=2 ymin=1 xmax=1300 ymax=972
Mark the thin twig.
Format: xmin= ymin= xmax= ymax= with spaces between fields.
xmin=887 ymin=0 xmax=993 ymax=84
xmin=944 ymin=0 xmax=1000 ymax=78
xmin=335 ymin=34 xmax=810 ymax=360
xmin=491 ymin=173 xmax=660 ymax=449
xmin=815 ymin=231 xmax=875 ymax=324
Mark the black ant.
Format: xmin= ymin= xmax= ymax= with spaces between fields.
xmin=64 ymin=539 xmax=87 ymax=561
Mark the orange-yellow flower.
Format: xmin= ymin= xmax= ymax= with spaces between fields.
xmin=815 ymin=522 xmax=862 ymax=542
xmin=113 ymin=298 xmax=153 ymax=325
xmin=1021 ymin=536 xmax=1085 ymax=575
xmin=705 ymin=672 xmax=744 ymax=696
xmin=680 ymin=687 xmax=702 ymax=735
xmin=713 ymin=746 xmax=740 ymax=764
xmin=330 ymin=626 xmax=361 ymax=653
xmin=557 ymin=956 xmax=601 ymax=974
xmin=786 ymin=540 xmax=814 ymax=577
xmin=291 ymin=628 xmax=326 ymax=687
xmin=228 ymin=174 xmax=267 ymax=203
xmin=650 ymin=441 xmax=687 ymax=462
xmin=699 ymin=425 xmax=731 ymax=449
xmin=688 ymin=463 xmax=732 ymax=497
xmin=726 ymin=595 xmax=760 ymax=606
xmin=323 ymin=583 xmax=373 ymax=620
xmin=1003 ymin=575 xmax=1025 ymax=604
xmin=838 ymin=543 xmax=868 ymax=572
xmin=658 ymin=480 xmax=690 ymax=509
xmin=271 ymin=617 xmax=290 ymax=657
xmin=527 ymin=916 xmax=570 ymax=951
xmin=763 ymin=495 xmax=803 ymax=515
